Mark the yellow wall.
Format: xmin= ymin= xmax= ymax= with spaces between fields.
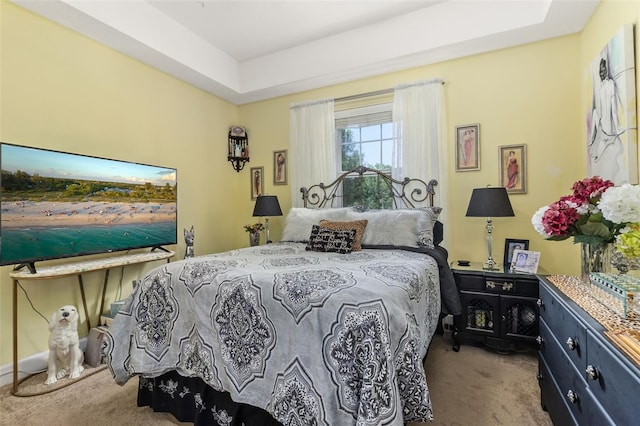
xmin=1 ymin=0 xmax=639 ymax=368
xmin=241 ymin=0 xmax=640 ymax=279
xmin=0 ymin=2 xmax=245 ymax=365
xmin=242 ymin=35 xmax=586 ymax=273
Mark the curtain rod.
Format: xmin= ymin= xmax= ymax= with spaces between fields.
xmin=335 ymin=88 xmax=394 ymax=103
xmin=335 ymin=79 xmax=445 ymax=103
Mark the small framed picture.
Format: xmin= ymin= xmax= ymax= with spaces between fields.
xmin=250 ymin=166 xmax=264 ymax=200
xmin=499 ymin=144 xmax=527 ymax=194
xmin=504 ymin=238 xmax=530 ymax=265
xmin=455 ymin=123 xmax=480 ymax=171
xmin=273 ymin=150 xmax=287 ymax=185
xmin=510 ymin=249 xmax=541 ymax=274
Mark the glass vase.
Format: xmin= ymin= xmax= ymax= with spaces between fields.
xmin=611 ymin=248 xmax=640 ymax=274
xmin=580 ymin=243 xmax=612 ymax=283
xmin=249 ymin=232 xmax=260 ymax=246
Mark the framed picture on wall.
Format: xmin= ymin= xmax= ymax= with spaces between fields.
xmin=503 ymin=238 xmax=529 ymax=265
xmin=250 ymin=166 xmax=264 ymax=200
xmin=273 ymin=150 xmax=287 ymax=185
xmin=499 ymin=144 xmax=527 ymax=194
xmin=585 ymin=24 xmax=637 ymax=185
xmin=455 ymin=123 xmax=480 ymax=171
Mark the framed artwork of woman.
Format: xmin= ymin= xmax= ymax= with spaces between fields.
xmin=499 ymin=144 xmax=527 ymax=194
xmin=250 ymin=166 xmax=264 ymax=200
xmin=455 ymin=123 xmax=480 ymax=171
xmin=273 ymin=150 xmax=287 ymax=185
xmin=585 ymin=24 xmax=637 ymax=185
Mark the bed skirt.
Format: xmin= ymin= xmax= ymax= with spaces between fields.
xmin=137 ymin=371 xmax=282 ymax=426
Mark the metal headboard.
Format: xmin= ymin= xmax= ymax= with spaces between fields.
xmin=300 ymin=166 xmax=438 ymax=209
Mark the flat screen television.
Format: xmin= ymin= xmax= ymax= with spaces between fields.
xmin=1 ymin=142 xmax=177 ymax=273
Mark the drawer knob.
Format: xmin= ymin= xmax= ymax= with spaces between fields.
xmin=536 ymin=335 xmax=544 ymax=345
xmin=586 ymin=365 xmax=599 ymax=380
xmin=566 ymin=337 xmax=577 ymax=350
xmin=566 ymin=390 xmax=579 ymax=404
xmin=536 ymin=299 xmax=544 ymax=307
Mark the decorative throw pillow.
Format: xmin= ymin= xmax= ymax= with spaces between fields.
xmin=318 ymin=219 xmax=368 ymax=251
xmin=305 ymin=225 xmax=356 ymax=254
xmin=281 ymin=207 xmax=352 ymax=242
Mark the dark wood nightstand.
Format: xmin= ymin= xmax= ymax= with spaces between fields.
xmin=450 ymin=261 xmax=542 ymax=353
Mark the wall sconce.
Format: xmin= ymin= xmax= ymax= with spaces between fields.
xmin=228 ymin=126 xmax=249 ymax=172
xmin=465 ymin=186 xmax=515 ymax=270
xmin=252 ymin=195 xmax=282 ymax=243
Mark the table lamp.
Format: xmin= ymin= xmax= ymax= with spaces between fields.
xmin=465 ymin=187 xmax=515 ymax=270
xmin=252 ymin=195 xmax=282 ymax=243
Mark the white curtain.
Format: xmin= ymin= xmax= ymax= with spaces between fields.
xmin=289 ymin=99 xmax=336 ymax=207
xmin=392 ymin=79 xmax=449 ymax=241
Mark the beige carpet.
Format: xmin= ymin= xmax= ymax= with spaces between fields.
xmin=0 ymin=334 xmax=552 ymax=425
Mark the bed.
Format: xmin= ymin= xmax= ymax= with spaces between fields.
xmin=104 ymin=167 xmax=461 ymax=425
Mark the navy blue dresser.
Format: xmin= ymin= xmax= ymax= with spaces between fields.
xmin=538 ymin=276 xmax=640 ymax=425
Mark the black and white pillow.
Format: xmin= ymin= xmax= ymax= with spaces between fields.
xmin=305 ymin=225 xmax=356 ymax=254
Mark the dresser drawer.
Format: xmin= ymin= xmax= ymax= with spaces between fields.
xmin=455 ymin=274 xmax=486 ymax=291
xmin=457 ymin=274 xmax=537 ymax=297
xmin=538 ymin=353 xmax=577 ymax=426
xmin=586 ymin=330 xmax=640 ymax=425
xmin=539 ymin=284 xmax=587 ymax=372
xmin=511 ymin=277 xmax=539 ymax=297
xmin=539 ymin=319 xmax=589 ymax=424
xmin=539 ymin=345 xmax=614 ymax=426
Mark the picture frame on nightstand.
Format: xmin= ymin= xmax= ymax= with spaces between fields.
xmin=504 ymin=238 xmax=529 ymax=266
xmin=510 ymin=249 xmax=540 ymax=273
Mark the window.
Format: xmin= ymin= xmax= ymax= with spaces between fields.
xmin=335 ymin=104 xmax=395 ymax=209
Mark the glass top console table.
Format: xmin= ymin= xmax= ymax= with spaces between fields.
xmin=9 ymin=250 xmax=174 ymax=396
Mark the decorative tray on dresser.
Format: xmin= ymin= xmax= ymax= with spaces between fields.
xmin=537 ymin=275 xmax=640 ymax=425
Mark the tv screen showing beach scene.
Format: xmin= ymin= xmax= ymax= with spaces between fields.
xmin=0 ymin=143 xmax=177 ymax=270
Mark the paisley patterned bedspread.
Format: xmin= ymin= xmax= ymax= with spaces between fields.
xmin=105 ymin=242 xmax=442 ymax=425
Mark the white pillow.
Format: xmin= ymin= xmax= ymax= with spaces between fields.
xmin=415 ymin=207 xmax=442 ymax=249
xmin=281 ymin=207 xmax=352 ymax=242
xmin=346 ymin=207 xmax=442 ymax=248
xmin=346 ymin=209 xmax=426 ymax=247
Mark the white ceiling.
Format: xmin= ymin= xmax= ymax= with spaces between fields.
xmin=14 ymin=0 xmax=599 ymax=105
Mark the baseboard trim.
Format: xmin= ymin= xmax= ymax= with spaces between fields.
xmin=0 ymin=337 xmax=87 ymax=388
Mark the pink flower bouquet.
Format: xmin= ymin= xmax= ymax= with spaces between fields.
xmin=531 ymin=176 xmax=627 ymax=246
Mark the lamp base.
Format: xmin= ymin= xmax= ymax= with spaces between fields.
xmin=482 ymin=263 xmax=501 ymax=271
xmin=482 ymin=256 xmax=500 ymax=271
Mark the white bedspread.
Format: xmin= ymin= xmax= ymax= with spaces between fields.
xmin=105 ymin=242 xmax=441 ymax=425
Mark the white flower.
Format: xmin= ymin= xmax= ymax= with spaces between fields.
xmin=531 ymin=206 xmax=551 ymax=237
xmin=599 ymin=184 xmax=640 ymax=224
xmin=574 ymin=202 xmax=590 ymax=215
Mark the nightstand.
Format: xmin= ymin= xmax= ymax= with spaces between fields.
xmin=451 ymin=261 xmax=542 ymax=352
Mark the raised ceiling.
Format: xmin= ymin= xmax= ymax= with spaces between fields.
xmin=14 ymin=0 xmax=599 ymax=104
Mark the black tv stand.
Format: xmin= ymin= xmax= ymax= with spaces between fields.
xmin=151 ymin=246 xmax=171 ymax=253
xmin=13 ymin=262 xmax=37 ymax=274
